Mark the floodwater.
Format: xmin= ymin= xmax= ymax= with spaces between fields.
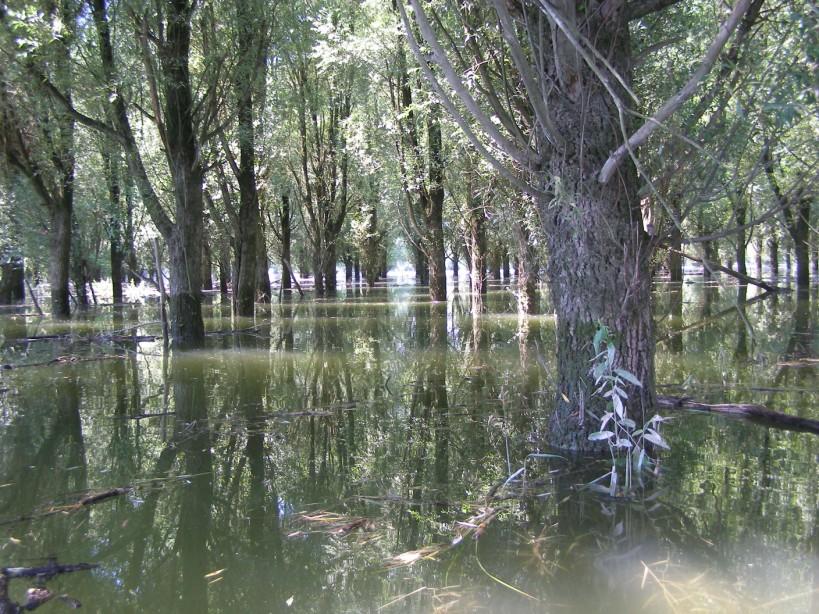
xmin=0 ymin=280 xmax=816 ymax=613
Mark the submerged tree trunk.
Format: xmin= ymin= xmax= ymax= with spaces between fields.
xmin=539 ymin=12 xmax=655 ymax=451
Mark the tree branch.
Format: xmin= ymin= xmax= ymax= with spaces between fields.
xmin=599 ymin=0 xmax=754 ymax=184
xmin=626 ymin=0 xmax=686 ymax=21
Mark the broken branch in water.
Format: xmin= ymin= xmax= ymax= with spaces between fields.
xmin=0 ymin=487 xmax=132 ymax=526
xmin=657 ymin=395 xmax=819 ymax=434
xmin=0 ymin=559 xmax=97 ymax=613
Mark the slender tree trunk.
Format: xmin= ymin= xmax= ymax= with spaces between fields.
xmin=111 ymin=239 xmax=124 ymax=304
xmin=124 ymin=181 xmax=139 ymax=284
xmin=344 ymin=256 xmax=353 ymax=282
xmin=769 ymin=236 xmax=779 ymax=278
xmin=201 ymin=241 xmax=213 ymax=291
xmin=702 ymin=241 xmax=716 ymax=280
xmin=103 ymin=148 xmax=125 ymax=304
xmin=256 ymin=231 xmax=271 ymax=303
xmin=49 ymin=204 xmax=72 ymax=318
xmin=734 ymin=193 xmax=747 ymax=276
xmin=468 ymin=190 xmax=486 ymax=315
xmin=514 ymin=221 xmax=537 ymax=314
xmin=785 ymin=247 xmax=792 ymax=280
xmin=280 ymin=194 xmax=292 ymax=292
xmin=489 ymin=249 xmax=501 ymax=280
xmin=668 ymin=215 xmax=683 ymax=283
xmin=426 ymin=106 xmax=447 ymax=302
xmin=501 ymin=248 xmax=510 ymax=280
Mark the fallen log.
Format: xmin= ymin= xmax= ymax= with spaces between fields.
xmin=657 ymin=395 xmax=819 ymax=434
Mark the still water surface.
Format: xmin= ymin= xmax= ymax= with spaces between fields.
xmin=0 ymin=282 xmax=817 ymax=613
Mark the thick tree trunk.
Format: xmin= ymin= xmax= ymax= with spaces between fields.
xmin=501 ymin=248 xmax=510 ymax=280
xmin=354 ymin=256 xmax=360 ymax=282
xmin=668 ymin=225 xmax=683 ymax=282
xmin=413 ymin=245 xmax=429 ymax=285
xmin=218 ymin=255 xmax=229 ymax=296
xmin=541 ymin=13 xmax=654 ymax=451
xmin=49 ymin=204 xmax=72 ymax=318
xmin=734 ymin=194 xmax=747 ymax=276
xmin=72 ymin=256 xmax=89 ymax=308
xmin=790 ymin=198 xmax=811 ymax=292
xmin=312 ymin=252 xmax=325 ymax=295
xmin=323 ymin=243 xmax=338 ymax=295
xmin=235 ymin=205 xmax=258 ymax=316
xmin=427 ymin=223 xmax=446 ymax=301
xmin=0 ymin=256 xmax=24 ymax=304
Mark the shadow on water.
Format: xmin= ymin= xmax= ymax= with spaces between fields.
xmin=0 ymin=282 xmax=816 ymax=612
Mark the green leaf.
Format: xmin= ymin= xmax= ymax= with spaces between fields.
xmin=612 ymin=394 xmax=624 ymax=419
xmin=614 ymin=368 xmax=642 ymax=387
xmin=643 ymin=430 xmax=669 ymax=450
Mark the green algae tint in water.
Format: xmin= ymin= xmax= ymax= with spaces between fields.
xmin=0 ymin=283 xmax=817 ymax=613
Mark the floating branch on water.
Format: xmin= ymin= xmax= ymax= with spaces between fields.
xmin=0 ymin=487 xmax=132 ymax=526
xmin=0 ymin=559 xmax=97 ymax=613
xmin=657 ymin=395 xmax=819 ymax=434
xmin=293 ymin=511 xmax=375 ymax=536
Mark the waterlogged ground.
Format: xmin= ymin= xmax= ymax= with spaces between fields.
xmin=0 ymin=281 xmax=817 ymax=613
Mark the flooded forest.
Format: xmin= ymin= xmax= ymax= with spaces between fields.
xmin=0 ymin=0 xmax=817 ymax=612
